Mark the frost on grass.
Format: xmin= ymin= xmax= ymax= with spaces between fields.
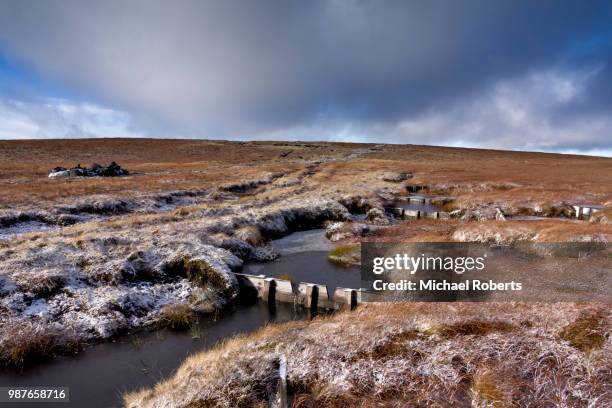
xmin=451 ymin=220 xmax=612 ymax=244
xmin=0 ymin=193 xmax=363 ymax=367
xmin=0 ymin=222 xmax=246 ymax=366
xmin=125 ymin=303 xmax=611 ymax=408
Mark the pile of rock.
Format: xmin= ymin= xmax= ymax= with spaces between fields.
xmin=49 ymin=162 xmax=129 ymax=178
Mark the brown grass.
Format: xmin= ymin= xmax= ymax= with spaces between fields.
xmin=1 ymin=139 xmax=610 ymax=213
xmin=184 ymin=258 xmax=229 ymax=291
xmin=0 ymin=139 xmax=310 ymax=206
xmin=422 ymin=319 xmax=515 ymax=338
xmin=326 ymin=245 xmax=360 ymax=266
xmin=159 ymin=303 xmax=197 ymax=330
xmin=0 ymin=320 xmax=80 ymax=368
xmin=559 ymin=310 xmax=608 ymax=352
xmin=124 ymin=302 xmax=611 ymax=407
xmin=452 ymin=219 xmax=612 ymax=243
xmin=471 ymin=369 xmax=521 ymax=408
xmin=358 ymin=330 xmax=421 ymax=361
xmin=21 ymin=274 xmax=65 ymax=297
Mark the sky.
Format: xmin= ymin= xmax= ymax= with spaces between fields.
xmin=0 ymin=1 xmax=611 ymax=156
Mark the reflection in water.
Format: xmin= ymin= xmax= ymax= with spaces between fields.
xmin=244 ymin=228 xmax=361 ymax=289
xmin=0 ymin=302 xmax=307 ymax=408
xmin=396 ymin=201 xmax=440 ymax=213
xmin=243 ymin=250 xmax=361 ymax=290
xmin=270 ymin=229 xmax=334 ymax=255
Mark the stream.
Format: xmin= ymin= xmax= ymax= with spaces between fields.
xmin=243 ymin=229 xmax=361 ymax=288
xmin=395 ymin=196 xmax=441 ymax=214
xmin=0 ymin=229 xmax=354 ymax=407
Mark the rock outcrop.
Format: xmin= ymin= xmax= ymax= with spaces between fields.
xmin=48 ymin=162 xmax=129 ymax=178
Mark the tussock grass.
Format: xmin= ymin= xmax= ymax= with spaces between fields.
xmin=422 ymin=319 xmax=515 ymax=338
xmin=362 ymin=330 xmax=421 ymax=361
xmin=326 ymin=245 xmax=360 ymax=267
xmin=185 ymin=258 xmax=229 ymax=290
xmin=559 ymin=309 xmax=608 ymax=352
xmin=18 ymin=274 xmax=65 ymax=297
xmin=234 ymin=226 xmax=263 ymax=246
xmin=159 ymin=303 xmax=196 ymax=330
xmin=291 ymin=385 xmax=366 ymax=408
xmin=0 ymin=320 xmax=80 ymax=368
xmin=440 ymin=201 xmax=458 ymax=212
xmin=173 ymin=207 xmax=190 ymax=217
xmin=471 ymin=369 xmax=520 ymax=408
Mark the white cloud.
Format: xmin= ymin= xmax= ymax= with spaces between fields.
xmin=0 ymin=67 xmax=609 ymax=157
xmin=249 ymin=68 xmax=612 ymax=156
xmin=0 ymin=97 xmax=143 ymax=139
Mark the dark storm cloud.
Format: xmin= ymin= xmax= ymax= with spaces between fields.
xmin=0 ymin=0 xmax=611 ymax=154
